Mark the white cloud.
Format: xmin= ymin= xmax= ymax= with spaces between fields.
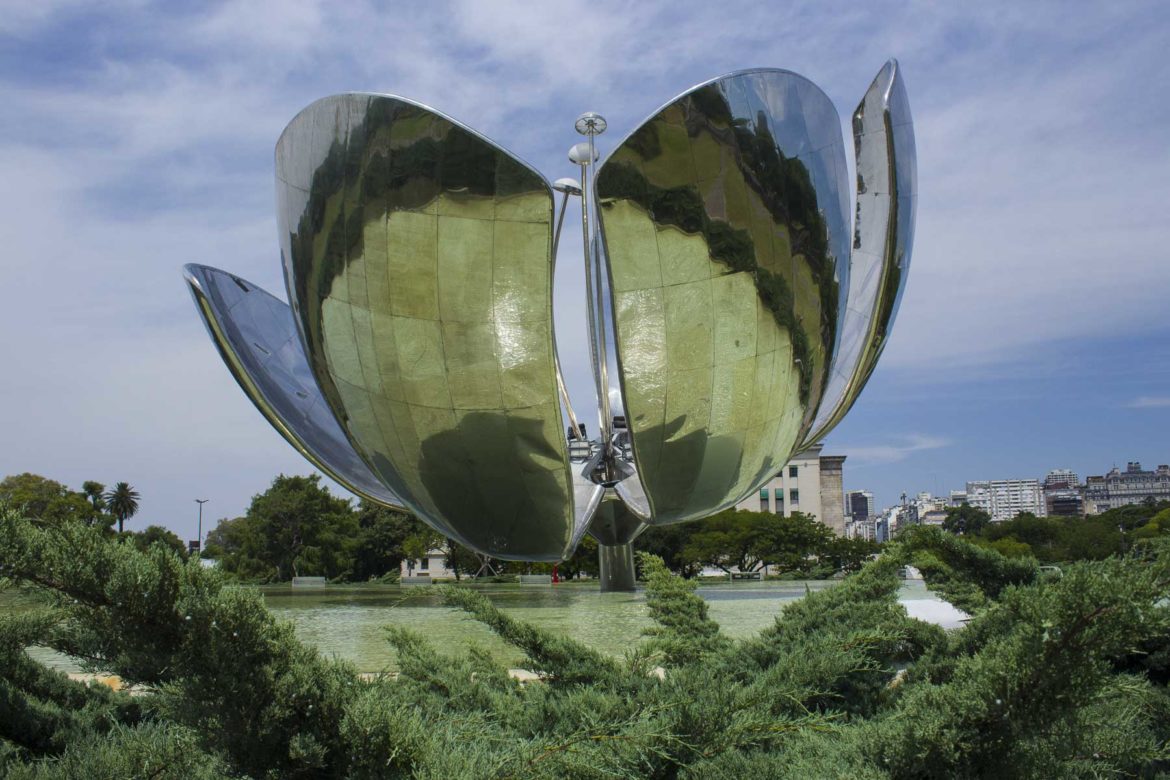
xmin=1128 ymin=396 xmax=1170 ymax=409
xmin=837 ymin=435 xmax=951 ymax=465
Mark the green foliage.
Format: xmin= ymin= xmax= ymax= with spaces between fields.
xmin=130 ymin=525 xmax=188 ymax=559
xmin=103 ymin=482 xmax=139 ymax=534
xmin=205 ymin=479 xmax=441 ymax=583
xmin=246 ymin=474 xmax=356 ymax=581
xmin=350 ymin=502 xmax=422 ymax=581
xmin=2 ymin=506 xmax=1169 ymax=777
xmin=639 ymin=553 xmax=728 ymax=666
xmin=942 ymin=502 xmax=991 ymax=536
xmin=80 ymin=481 xmax=105 ymax=513
xmin=899 ymin=525 xmax=1039 ymax=614
xmin=956 ymin=500 xmax=1170 ymax=564
xmin=635 ymin=522 xmax=702 ymax=577
xmin=668 ymin=508 xmax=863 ymax=577
xmin=0 ymin=474 xmax=101 ymax=527
xmin=558 ymin=534 xmax=600 ymax=580
xmin=871 ymin=544 xmax=1170 ymax=778
xmin=0 ymin=507 xmax=361 ymax=777
xmin=202 ymin=513 xmax=272 ymax=580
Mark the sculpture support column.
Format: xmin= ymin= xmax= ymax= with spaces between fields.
xmin=597 ymin=542 xmax=636 ymax=592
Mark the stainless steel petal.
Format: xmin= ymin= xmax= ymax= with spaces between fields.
xmin=183 ymin=264 xmax=408 ymax=511
xmin=803 ymin=60 xmax=917 ymax=446
xmin=596 ymin=69 xmax=850 ymax=524
xmin=275 ymin=93 xmax=586 ymax=561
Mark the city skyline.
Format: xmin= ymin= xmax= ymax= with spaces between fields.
xmin=1 ymin=1 xmax=1168 ymax=542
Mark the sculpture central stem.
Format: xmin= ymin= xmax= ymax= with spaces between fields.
xmin=597 ymin=542 xmax=636 ymax=592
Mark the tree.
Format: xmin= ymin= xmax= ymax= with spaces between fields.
xmin=635 ymin=522 xmax=701 ymax=577
xmin=131 ymin=525 xmax=188 ymax=559
xmin=81 ymin=481 xmax=106 ymax=513
xmin=350 ymin=502 xmax=424 ymax=581
xmin=200 ymin=481 xmax=436 ymax=583
xmin=0 ymin=473 xmax=98 ymax=525
xmin=679 ymin=510 xmax=835 ymax=575
xmin=941 ymin=502 xmax=991 ymax=536
xmin=681 ymin=509 xmax=767 ymax=574
xmin=443 ymin=539 xmax=483 ymax=581
xmin=757 ymin=511 xmax=835 ymax=573
xmin=202 ymin=515 xmax=272 ymax=581
xmin=818 ymin=534 xmax=881 ymax=574
xmin=104 ymin=482 xmax=140 ymax=534
xmin=561 ymin=534 xmax=600 ymax=580
xmin=401 ymin=526 xmax=443 ymax=576
xmin=1131 ymin=508 xmax=1170 ymax=542
xmin=982 ymin=512 xmax=1064 ymax=562
xmin=245 ymin=474 xmax=356 ymax=581
xmin=983 ymin=535 xmax=1033 ymax=558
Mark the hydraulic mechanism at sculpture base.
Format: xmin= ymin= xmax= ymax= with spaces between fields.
xmin=185 ymin=61 xmax=916 ymax=591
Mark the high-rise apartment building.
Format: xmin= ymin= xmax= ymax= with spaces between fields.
xmin=965 ymin=479 xmax=1046 ymax=522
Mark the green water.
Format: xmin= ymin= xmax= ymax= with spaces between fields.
xmin=18 ymin=580 xmax=964 ymax=673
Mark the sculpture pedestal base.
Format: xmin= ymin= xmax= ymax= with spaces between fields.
xmin=598 ymin=542 xmax=636 ymax=592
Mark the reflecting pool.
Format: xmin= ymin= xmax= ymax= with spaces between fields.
xmin=263 ymin=579 xmax=961 ymax=673
xmin=22 ymin=580 xmax=965 ymax=674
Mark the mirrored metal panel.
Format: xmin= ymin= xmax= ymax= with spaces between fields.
xmin=596 ymin=69 xmax=850 ymax=524
xmin=275 ymin=94 xmax=581 ymax=561
xmin=804 ymin=60 xmax=917 ymax=446
xmin=184 ymin=264 xmax=408 ymax=511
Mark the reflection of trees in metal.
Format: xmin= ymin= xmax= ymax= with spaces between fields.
xmin=597 ymin=152 xmax=828 ymax=406
xmin=271 ymin=95 xmax=579 ymax=562
xmin=186 ymin=62 xmax=916 ymax=562
xmin=596 ymin=69 xmax=853 ymax=524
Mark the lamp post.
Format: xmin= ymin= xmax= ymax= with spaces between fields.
xmin=194 ymin=499 xmax=208 ymax=558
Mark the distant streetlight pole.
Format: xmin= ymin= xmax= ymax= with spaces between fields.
xmin=194 ymin=499 xmax=209 ymax=557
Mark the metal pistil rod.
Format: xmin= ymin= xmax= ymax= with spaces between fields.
xmin=573 ymin=111 xmax=611 ymax=454
xmin=571 ymin=150 xmax=603 ymax=443
xmin=550 ymin=180 xmax=584 ymax=441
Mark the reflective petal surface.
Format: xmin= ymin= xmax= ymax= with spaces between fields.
xmin=184 ymin=264 xmax=406 ymax=510
xmin=805 ymin=60 xmax=916 ymax=445
xmin=596 ymin=69 xmax=851 ymax=523
xmin=275 ymin=94 xmax=581 ymax=560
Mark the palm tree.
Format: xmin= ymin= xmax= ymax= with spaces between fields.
xmin=81 ymin=481 xmax=105 ymax=511
xmin=81 ymin=480 xmax=107 ymax=528
xmin=104 ymin=482 xmax=140 ymax=534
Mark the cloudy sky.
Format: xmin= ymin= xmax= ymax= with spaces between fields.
xmin=1 ymin=0 xmax=1168 ymax=540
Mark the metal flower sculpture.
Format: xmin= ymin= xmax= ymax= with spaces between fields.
xmin=185 ymin=61 xmax=916 ymax=589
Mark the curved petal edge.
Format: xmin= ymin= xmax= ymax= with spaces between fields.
xmin=183 ymin=263 xmax=407 ymax=509
xmin=802 ymin=59 xmax=917 ymax=447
